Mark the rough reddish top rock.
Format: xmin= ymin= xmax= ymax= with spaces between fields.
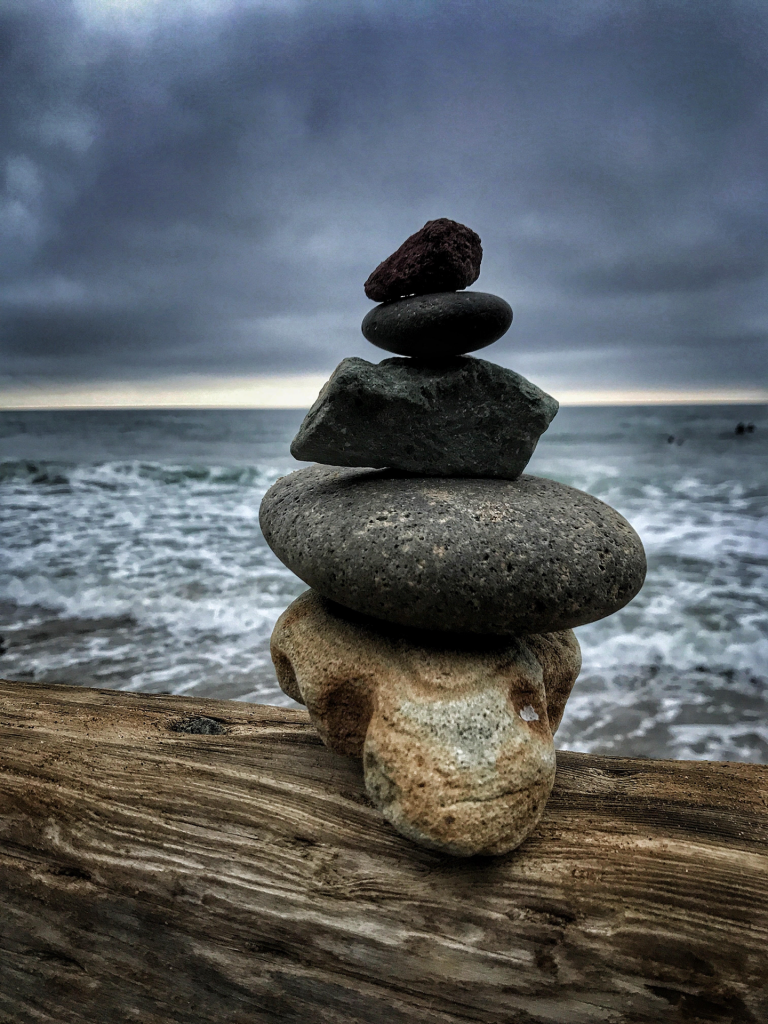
xmin=364 ymin=218 xmax=482 ymax=302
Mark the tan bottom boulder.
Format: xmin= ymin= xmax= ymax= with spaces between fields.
xmin=271 ymin=590 xmax=581 ymax=857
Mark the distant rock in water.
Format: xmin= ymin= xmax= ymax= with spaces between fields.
xmin=364 ymin=218 xmax=482 ymax=302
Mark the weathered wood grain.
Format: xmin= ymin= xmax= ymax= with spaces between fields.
xmin=0 ymin=678 xmax=766 ymax=1024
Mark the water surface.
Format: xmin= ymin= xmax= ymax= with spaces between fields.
xmin=1 ymin=404 xmax=765 ymax=762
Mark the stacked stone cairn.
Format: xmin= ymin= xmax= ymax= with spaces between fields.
xmin=260 ymin=219 xmax=646 ymax=857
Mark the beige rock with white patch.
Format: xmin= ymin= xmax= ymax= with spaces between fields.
xmin=271 ymin=590 xmax=581 ymax=856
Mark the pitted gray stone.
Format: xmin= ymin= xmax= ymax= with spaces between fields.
xmin=259 ymin=466 xmax=647 ymax=635
xmin=290 ymin=356 xmax=558 ymax=479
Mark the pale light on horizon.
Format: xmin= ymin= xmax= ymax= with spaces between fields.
xmin=0 ymin=375 xmax=329 ymax=411
xmin=0 ymin=376 xmax=766 ymax=411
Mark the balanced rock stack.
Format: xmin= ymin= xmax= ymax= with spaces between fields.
xmin=260 ymin=219 xmax=646 ymax=857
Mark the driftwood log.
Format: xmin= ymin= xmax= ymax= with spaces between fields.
xmin=0 ymin=680 xmax=766 ymax=1024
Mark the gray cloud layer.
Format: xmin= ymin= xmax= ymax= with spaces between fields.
xmin=1 ymin=0 xmax=767 ymax=390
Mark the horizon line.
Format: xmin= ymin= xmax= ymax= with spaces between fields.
xmin=0 ymin=375 xmax=766 ymax=411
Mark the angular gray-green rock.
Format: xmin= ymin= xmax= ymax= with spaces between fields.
xmin=290 ymin=356 xmax=558 ymax=479
xmin=259 ymin=466 xmax=647 ymax=635
xmin=361 ymin=291 xmax=512 ymax=358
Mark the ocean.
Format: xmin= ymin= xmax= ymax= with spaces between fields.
xmin=1 ymin=404 xmax=766 ymax=763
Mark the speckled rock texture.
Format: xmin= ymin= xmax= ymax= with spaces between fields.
xmin=290 ymin=356 xmax=558 ymax=478
xmin=364 ymin=218 xmax=482 ymax=303
xmin=272 ymin=590 xmax=581 ymax=855
xmin=361 ymin=291 xmax=512 ymax=358
xmin=259 ymin=466 xmax=647 ymax=635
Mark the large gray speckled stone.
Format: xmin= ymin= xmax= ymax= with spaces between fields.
xmin=290 ymin=356 xmax=558 ymax=478
xmin=259 ymin=466 xmax=647 ymax=634
xmin=361 ymin=291 xmax=512 ymax=358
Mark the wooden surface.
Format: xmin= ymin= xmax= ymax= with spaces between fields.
xmin=0 ymin=679 xmax=766 ymax=1024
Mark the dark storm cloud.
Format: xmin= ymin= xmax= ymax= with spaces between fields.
xmin=1 ymin=0 xmax=767 ymax=389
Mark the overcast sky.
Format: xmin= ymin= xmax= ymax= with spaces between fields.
xmin=1 ymin=0 xmax=767 ymax=399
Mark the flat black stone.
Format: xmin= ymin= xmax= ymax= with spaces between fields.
xmin=361 ymin=291 xmax=512 ymax=358
xmin=290 ymin=356 xmax=557 ymax=479
xmin=259 ymin=467 xmax=647 ymax=635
